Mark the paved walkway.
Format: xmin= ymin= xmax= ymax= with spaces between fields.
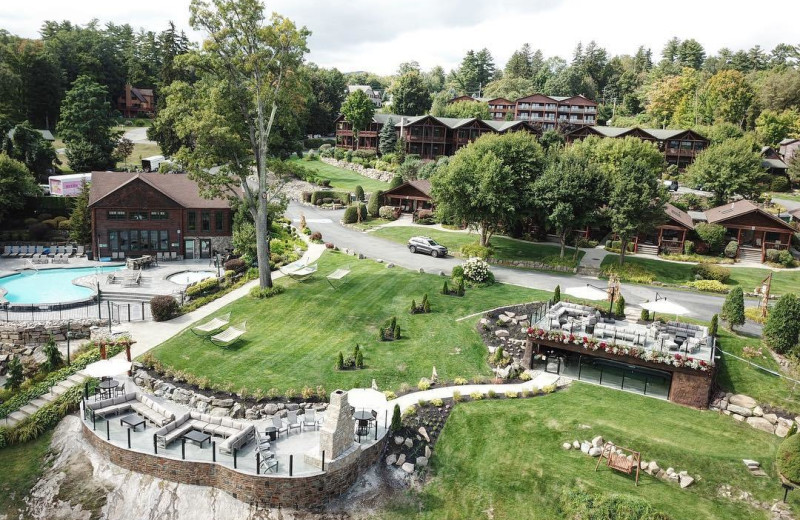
xmin=118 ymin=242 xmax=327 ymax=359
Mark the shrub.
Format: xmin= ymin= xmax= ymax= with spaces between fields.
xmin=462 ymin=257 xmax=491 ymax=283
xmin=724 ymin=240 xmax=739 ymax=258
xmin=778 ymin=432 xmax=800 ymax=485
xmin=695 ymin=223 xmax=726 ymax=254
xmin=418 ymin=399 xmax=428 ymax=407
xmin=367 ymin=190 xmax=383 ymax=217
xmin=710 ymin=314 xmax=719 ymax=336
xmin=687 ymin=280 xmax=728 ymax=292
xmin=58 ymin=219 xmax=71 ymax=230
xmin=355 ymin=350 xmax=364 ymax=368
xmin=640 ymin=309 xmax=650 ymax=321
xmin=43 ymin=337 xmax=63 ymax=372
xmin=470 ymin=392 xmax=483 ymax=401
xmin=389 ymin=175 xmax=403 ymax=189
xmin=383 ymin=390 xmax=397 ymax=400
xmin=150 ymin=295 xmax=179 ymax=322
xmin=771 ymin=176 xmax=791 ymax=192
xmin=430 ymin=398 xmax=443 ymax=407
xmin=310 ymin=231 xmax=322 ymax=242
xmin=418 ymin=378 xmax=431 ymax=391
xmin=415 ymin=209 xmax=436 ymax=225
xmin=553 ymin=285 xmax=561 ymax=303
xmin=378 ymin=205 xmax=399 ymax=220
xmin=224 ymin=258 xmax=247 ymax=272
xmin=453 ymin=377 xmax=468 ymax=385
xmin=601 ymin=262 xmax=655 ymax=284
xmin=779 ymin=250 xmax=795 ymax=267
xmin=452 ymin=390 xmax=462 ymax=402
xmin=249 ymin=285 xmax=285 ymax=299
xmin=542 ymin=384 xmax=557 ymax=394
xmin=722 ymin=286 xmax=745 ymax=329
xmin=520 ymin=372 xmax=532 ymax=381
xmin=460 ymin=242 xmax=492 ymax=259
xmin=766 ymin=249 xmax=781 ymax=263
xmin=28 ymin=222 xmax=49 ymax=240
xmin=692 ymin=262 xmax=731 ymax=283
xmin=764 ymin=294 xmax=800 ymax=355
xmin=390 ymin=404 xmax=402 ymax=431
xmin=186 ymin=277 xmax=220 ymax=298
xmin=683 ymin=241 xmax=695 ymax=255
xmin=441 ymin=280 xmax=449 ymax=295
xmin=354 ymin=185 xmax=365 ymax=201
xmin=505 ymin=391 xmax=518 ymax=398
xmin=487 ymin=389 xmax=497 ymax=399
xmin=614 ymin=295 xmax=626 ymax=316
xmin=451 ymin=265 xmax=464 ymax=279
xmin=342 ymin=203 xmax=368 ymax=224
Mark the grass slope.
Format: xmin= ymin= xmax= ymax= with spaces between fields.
xmin=601 ymin=255 xmax=800 ymax=296
xmin=385 ymin=384 xmax=795 ymax=520
xmin=0 ymin=432 xmax=52 ymax=517
xmin=372 ymin=226 xmax=585 ymax=264
xmin=150 ymin=252 xmax=550 ymax=393
xmin=289 ymin=158 xmax=389 ymax=193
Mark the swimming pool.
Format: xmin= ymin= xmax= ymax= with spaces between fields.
xmin=0 ymin=266 xmax=122 ymax=305
xmin=166 ymin=270 xmax=217 ymax=285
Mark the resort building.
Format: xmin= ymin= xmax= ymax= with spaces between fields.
xmin=381 ymin=179 xmax=433 ymax=213
xmin=565 ymin=126 xmax=709 ymax=169
xmin=761 ymin=146 xmax=789 ymax=177
xmin=699 ymin=199 xmax=796 ymax=263
xmin=334 ymin=113 xmax=541 ymax=159
xmin=115 ymin=84 xmax=155 ymax=118
xmin=347 ymin=85 xmax=383 ymax=107
xmin=486 ymin=97 xmax=515 ymax=120
xmin=88 ymin=172 xmax=236 ymax=261
xmin=528 ymin=301 xmax=714 ymax=408
xmin=779 ymin=137 xmax=800 ymax=163
xmin=447 ymin=93 xmax=599 ymax=128
xmin=632 ymin=203 xmax=694 ymax=256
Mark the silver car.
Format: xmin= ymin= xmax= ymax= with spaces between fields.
xmin=408 ymin=236 xmax=448 ymax=258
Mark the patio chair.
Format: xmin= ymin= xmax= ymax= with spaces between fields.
xmin=209 ymin=321 xmax=247 ymax=348
xmin=279 ymin=260 xmax=318 ymax=281
xmin=254 ymin=429 xmax=271 ymax=451
xmin=170 ymin=252 xmax=177 ymax=261
xmin=272 ymin=415 xmax=288 ymax=438
xmin=302 ymin=409 xmax=318 ymax=431
xmin=1 ymin=245 xmax=12 ymax=257
xmin=191 ymin=312 xmax=231 ymax=336
xmin=287 ymin=410 xmax=302 ymax=435
xmin=326 ymin=267 xmax=351 ymax=289
xmin=76 ymin=245 xmax=85 ymax=257
xmin=258 ymin=446 xmax=278 ymax=473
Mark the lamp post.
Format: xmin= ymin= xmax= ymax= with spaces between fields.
xmin=586 ymin=283 xmax=615 ymax=315
xmin=66 ymin=319 xmax=72 ymax=366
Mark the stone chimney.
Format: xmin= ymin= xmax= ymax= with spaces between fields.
xmin=305 ymin=389 xmax=358 ymax=471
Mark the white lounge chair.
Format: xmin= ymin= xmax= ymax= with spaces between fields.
xmin=76 ymin=245 xmax=85 ymax=257
xmin=210 ymin=321 xmax=247 ymax=348
xmin=287 ymin=410 xmax=301 ymax=434
xmin=302 ymin=409 xmax=319 ymax=431
xmin=326 ymin=267 xmax=351 ymax=289
xmin=279 ymin=259 xmax=318 ymax=281
xmin=1 ymin=245 xmax=12 ymax=257
xmin=191 ymin=312 xmax=231 ymax=336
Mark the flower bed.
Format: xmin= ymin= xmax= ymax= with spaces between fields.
xmin=526 ymin=328 xmax=713 ymax=372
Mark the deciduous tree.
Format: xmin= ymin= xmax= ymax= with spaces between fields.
xmin=340 ymin=89 xmax=375 ymax=150
xmin=0 ymin=154 xmax=38 ymax=226
xmin=685 ymin=138 xmax=765 ymax=205
xmin=389 ymin=71 xmax=430 ymax=116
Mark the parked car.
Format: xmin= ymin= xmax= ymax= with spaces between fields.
xmin=408 ymin=236 xmax=448 ymax=258
xmin=663 ymin=180 xmax=679 ymax=192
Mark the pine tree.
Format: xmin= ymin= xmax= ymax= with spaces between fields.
xmin=43 ymin=336 xmax=63 ymax=372
xmin=722 ymin=287 xmax=745 ymax=330
xmin=410 ymin=299 xmax=417 ymax=314
xmin=615 ymin=295 xmax=626 ymax=317
xmin=553 ymin=285 xmax=561 ymax=303
xmin=4 ymin=357 xmax=23 ymax=391
xmin=457 ymin=279 xmax=466 ymax=296
xmin=69 ymin=181 xmax=91 ymax=244
xmin=391 ymin=404 xmax=401 ymax=431
xmin=763 ymin=294 xmax=800 ymax=355
xmin=353 ymin=343 xmax=360 ymax=361
xmin=710 ymin=314 xmax=719 ymax=337
xmin=336 ymin=351 xmax=344 ymax=370
xmin=378 ymin=117 xmax=397 ymax=155
xmin=423 ymin=294 xmax=431 ymax=313
xmin=394 ymin=324 xmax=401 ymax=340
xmin=442 ymin=280 xmax=449 ymax=295
xmin=355 ymin=350 xmax=364 ymax=369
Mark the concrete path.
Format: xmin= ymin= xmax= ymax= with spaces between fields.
xmin=116 ymin=242 xmax=327 ymax=359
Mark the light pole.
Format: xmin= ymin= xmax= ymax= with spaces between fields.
xmin=66 ymin=319 xmax=72 ymax=366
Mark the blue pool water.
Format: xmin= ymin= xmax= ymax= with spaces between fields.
xmin=0 ymin=266 xmax=122 ymax=304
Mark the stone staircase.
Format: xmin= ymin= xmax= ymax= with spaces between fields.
xmin=738 ymin=247 xmax=763 ymax=263
xmin=636 ymin=244 xmax=659 ymax=256
xmin=2 ymin=372 xmax=89 ymax=428
xmin=100 ymin=290 xmax=163 ymax=303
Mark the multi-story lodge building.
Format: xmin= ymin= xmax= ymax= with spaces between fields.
xmin=448 ymin=93 xmax=598 ymax=128
xmin=89 ymin=172 xmax=236 ymax=261
xmin=115 ymin=84 xmax=155 ymax=118
xmin=565 ymin=126 xmax=709 ymax=169
xmin=334 ymin=113 xmax=541 ymax=159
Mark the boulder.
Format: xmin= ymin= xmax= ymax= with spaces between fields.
xmin=775 ymin=422 xmax=791 ymax=438
xmin=763 ymin=413 xmax=778 ymax=425
xmin=499 ymin=315 xmax=512 ymax=323
xmin=209 ymin=407 xmax=229 ymax=417
xmin=211 ymin=398 xmax=234 ymax=408
xmin=726 ymin=404 xmax=752 ymax=417
xmin=494 ymin=330 xmax=509 ymax=338
xmin=396 ymin=454 xmax=406 ymax=466
xmin=230 ymin=402 xmax=244 ymax=419
xmin=404 ymin=438 xmax=413 ymax=448
xmin=572 ymin=440 xmax=580 ymax=449
xmin=728 ymin=394 xmax=757 ymax=409
xmin=425 ymin=446 xmax=432 ymax=458
xmin=752 ymin=406 xmax=764 ymax=417
xmin=386 ymin=263 xmax=394 ymax=268
xmin=245 ymin=408 xmax=259 ymax=420
xmin=194 ymin=393 xmax=212 ymax=403
xmin=580 ymin=442 xmax=591 ymax=454
xmin=562 ymin=443 xmax=572 ymax=450
xmin=195 ymin=401 xmax=209 ymax=414
xmin=418 ymin=427 xmax=430 ymax=442
xmin=394 ymin=436 xmax=404 ymax=446
xmin=746 ymin=417 xmax=775 ymax=434
xmin=591 ymin=435 xmax=604 ymax=448
xmin=647 ymin=461 xmax=660 ymax=474
xmin=416 ymin=457 xmax=428 ymax=468
xmin=418 ymin=268 xmax=424 ymax=274
xmin=732 ymin=413 xmax=746 ymax=422
xmin=588 ymin=447 xmax=602 ymax=457
xmin=285 ymin=403 xmax=300 ymax=411
xmin=743 ymin=459 xmax=761 ymax=468
xmin=505 ymin=311 xmax=516 ymax=318
xmin=401 ymin=462 xmax=415 ymax=474
xmin=386 ymin=454 xmax=397 ymax=466
xmin=666 ymin=467 xmax=675 ymax=475
xmin=263 ymin=403 xmax=279 ymax=415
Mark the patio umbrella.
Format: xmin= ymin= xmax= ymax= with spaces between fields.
xmin=641 ymin=299 xmax=691 ymax=321
xmin=82 ymin=358 xmax=132 ymax=378
xmin=564 ymin=285 xmax=609 ymax=301
xmin=347 ymin=388 xmax=388 ymax=413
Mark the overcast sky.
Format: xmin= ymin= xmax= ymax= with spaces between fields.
xmin=2 ymin=0 xmax=799 ymax=75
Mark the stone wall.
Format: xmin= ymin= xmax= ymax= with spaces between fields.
xmin=82 ymin=422 xmax=387 ymax=511
xmin=0 ymin=319 xmax=104 ymax=346
xmin=320 ymin=157 xmax=395 ymax=184
xmin=487 ymin=258 xmax=577 ymax=273
xmin=710 ymin=392 xmax=800 ymax=438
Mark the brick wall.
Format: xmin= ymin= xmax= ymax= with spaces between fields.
xmin=669 ymin=371 xmax=713 ymax=409
xmin=82 ymin=422 xmax=387 ymax=511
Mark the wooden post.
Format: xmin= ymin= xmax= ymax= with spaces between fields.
xmin=760 ymin=272 xmax=772 ymax=318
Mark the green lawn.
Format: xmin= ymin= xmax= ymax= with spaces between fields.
xmin=383 ymin=384 xmax=796 ymax=520
xmin=289 ymin=158 xmax=389 ymax=193
xmin=372 ymin=226 xmax=584 ymax=264
xmin=53 ymin=127 xmax=163 ymax=173
xmin=771 ymin=192 xmax=800 ymax=203
xmin=601 ymin=255 xmax=800 ymax=296
xmin=0 ymin=432 xmax=52 ymax=517
xmin=149 ymin=252 xmax=551 ymax=394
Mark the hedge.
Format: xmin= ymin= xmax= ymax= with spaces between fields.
xmin=0 ymin=340 xmax=128 ymax=420
xmin=310 ymin=190 xmax=351 ymax=206
xmin=778 ymin=432 xmax=800 ymax=485
xmin=186 ymin=277 xmax=220 ymax=298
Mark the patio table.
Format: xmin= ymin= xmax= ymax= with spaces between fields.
xmin=183 ymin=430 xmax=211 ymax=448
xmin=120 ymin=414 xmax=146 ymax=431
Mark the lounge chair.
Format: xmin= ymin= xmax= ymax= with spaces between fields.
xmin=279 ymin=259 xmax=318 ymax=281
xmin=1 ymin=245 xmax=12 ymax=257
xmin=326 ymin=267 xmax=351 ymax=289
xmin=191 ymin=312 xmax=231 ymax=336
xmin=123 ymin=271 xmax=141 ymax=287
xmin=76 ymin=245 xmax=85 ymax=257
xmin=302 ymin=409 xmax=318 ymax=431
xmin=287 ymin=410 xmax=302 ymax=434
xmin=65 ymin=245 xmax=75 ymax=257
xmin=209 ymin=321 xmax=247 ymax=348
xmin=272 ymin=415 xmax=288 ymax=438
xmin=21 ymin=245 xmax=33 ymax=258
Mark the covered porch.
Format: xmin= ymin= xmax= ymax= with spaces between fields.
xmin=381 ymin=180 xmax=433 ymax=214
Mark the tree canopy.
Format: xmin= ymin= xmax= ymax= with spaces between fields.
xmin=0 ymin=154 xmax=38 ymax=226
xmin=389 ymin=71 xmax=431 ymax=116
xmin=340 ymin=89 xmax=375 ymax=148
xmin=684 ymin=137 xmax=765 ymax=205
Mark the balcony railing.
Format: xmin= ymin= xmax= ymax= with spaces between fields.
xmin=585 ymin=107 xmax=596 ymax=113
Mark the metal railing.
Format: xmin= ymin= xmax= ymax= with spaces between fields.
xmin=1 ymin=299 xmax=151 ymax=322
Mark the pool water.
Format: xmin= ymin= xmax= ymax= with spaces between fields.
xmin=0 ymin=266 xmax=122 ymax=304
xmin=167 ymin=271 xmax=217 ymax=285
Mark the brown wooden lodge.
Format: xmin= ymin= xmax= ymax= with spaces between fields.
xmin=88 ymin=172 xmax=235 ymax=261
xmin=450 ymin=93 xmax=598 ymax=128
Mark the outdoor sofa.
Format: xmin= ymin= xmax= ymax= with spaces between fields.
xmin=154 ymin=410 xmax=255 ymax=453
xmin=85 ymin=392 xmax=175 ymax=427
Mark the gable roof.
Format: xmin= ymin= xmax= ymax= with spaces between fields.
xmin=779 ymin=138 xmax=800 ymax=145
xmin=704 ymin=199 xmax=795 ymax=231
xmin=382 ymin=179 xmax=432 ymax=198
xmin=664 ymin=203 xmax=694 ymax=230
xmin=89 ymin=172 xmax=236 ymax=209
xmin=566 ymin=126 xmax=708 ymax=142
xmin=7 ymin=127 xmax=55 ymax=141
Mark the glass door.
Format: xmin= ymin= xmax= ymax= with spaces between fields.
xmin=184 ymin=239 xmax=195 ymax=259
xmin=200 ymin=239 xmax=212 ymax=259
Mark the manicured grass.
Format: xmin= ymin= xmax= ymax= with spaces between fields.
xmin=771 ymin=192 xmax=800 ymax=203
xmin=289 ymin=158 xmax=389 ymax=193
xmin=715 ymin=328 xmax=800 ymax=414
xmin=372 ymin=226 xmax=584 ymax=264
xmin=0 ymin=432 xmax=52 ymax=517
xmin=383 ymin=384 xmax=795 ymax=520
xmin=150 ymin=251 xmax=551 ymax=394
xmin=118 ymin=141 xmax=162 ymax=170
xmin=601 ymin=255 xmax=800 ymax=296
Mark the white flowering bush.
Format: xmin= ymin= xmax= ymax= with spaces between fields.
xmin=462 ymin=257 xmax=491 ymax=282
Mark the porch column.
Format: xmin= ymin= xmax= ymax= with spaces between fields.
xmin=681 ymin=229 xmax=686 ymax=251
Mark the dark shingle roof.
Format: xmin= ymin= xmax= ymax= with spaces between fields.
xmin=704 ymin=199 xmax=795 ymax=230
xmin=89 ymin=172 xmax=236 ymax=209
xmin=664 ymin=203 xmax=694 ymax=230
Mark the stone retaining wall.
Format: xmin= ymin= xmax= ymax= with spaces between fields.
xmin=486 ymin=258 xmax=577 ymax=273
xmin=0 ymin=319 xmax=104 ymax=346
xmin=82 ymin=422 xmax=387 ymax=510
xmin=710 ymin=392 xmax=799 ymax=438
xmin=320 ymin=157 xmax=395 ymax=183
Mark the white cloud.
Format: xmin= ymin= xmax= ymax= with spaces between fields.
xmin=1 ymin=0 xmax=799 ymax=75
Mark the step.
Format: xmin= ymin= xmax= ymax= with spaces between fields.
xmin=3 ymin=416 xmax=19 ymax=428
xmin=39 ymin=392 xmax=58 ymax=403
xmin=20 ymin=404 xmax=40 ymax=415
xmin=9 ymin=410 xmax=29 ymax=422
xmin=30 ymin=398 xmax=50 ymax=408
xmin=68 ymin=373 xmax=87 ymax=384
